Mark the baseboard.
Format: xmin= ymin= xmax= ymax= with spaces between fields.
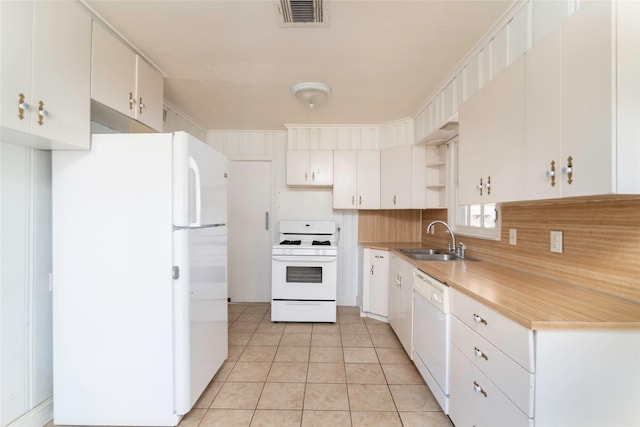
xmin=7 ymin=398 xmax=53 ymax=427
xmin=337 ymin=296 xmax=357 ymax=306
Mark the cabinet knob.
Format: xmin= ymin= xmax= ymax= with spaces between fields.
xmin=473 ymin=313 xmax=487 ymax=325
xmin=473 ymin=381 xmax=488 ymax=397
xmin=477 ymin=178 xmax=483 ymax=195
xmin=546 ymin=160 xmax=556 ymax=187
xmin=304 ymin=172 xmax=308 ymax=182
xmin=352 ymin=195 xmax=355 ymax=206
xmin=393 ymin=195 xmax=397 ymax=205
xmin=486 ymin=176 xmax=491 ymax=195
xmin=359 ymin=195 xmax=362 ymax=205
xmin=17 ymin=93 xmax=29 ymax=119
xmin=138 ymin=97 xmax=144 ymax=114
xmin=563 ymin=156 xmax=573 ymax=184
xmin=474 ymin=347 xmax=488 ymax=361
xmin=37 ymin=101 xmax=48 ymax=126
xmin=312 ymin=171 xmax=316 ymax=181
xmin=370 ymin=265 xmax=374 ymax=275
xmin=129 ymin=92 xmax=134 ymax=110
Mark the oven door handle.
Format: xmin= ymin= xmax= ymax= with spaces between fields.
xmin=272 ymin=256 xmax=337 ymax=263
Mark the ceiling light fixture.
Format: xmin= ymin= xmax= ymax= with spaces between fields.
xmin=291 ymin=82 xmax=332 ymax=109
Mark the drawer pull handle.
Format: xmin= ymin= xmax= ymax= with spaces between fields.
xmin=473 ymin=381 xmax=488 ymax=397
xmin=474 ymin=347 xmax=488 ymax=361
xmin=473 ymin=313 xmax=487 ymax=325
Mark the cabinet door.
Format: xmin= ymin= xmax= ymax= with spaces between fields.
xmin=356 ymin=151 xmax=380 ymax=209
xmin=286 ymin=151 xmax=310 ymax=185
xmin=0 ymin=0 xmax=32 ymax=136
xmin=309 ymin=150 xmax=333 ymax=186
xmin=387 ymin=254 xmax=401 ymax=334
xmin=561 ymin=1 xmax=613 ymax=196
xmin=135 ymin=56 xmax=164 ymax=131
xmin=368 ymin=250 xmax=389 ymax=317
xmin=483 ymin=55 xmax=525 ymax=203
xmin=397 ymin=259 xmax=414 ymax=356
xmin=381 ymin=146 xmax=411 ymax=208
xmin=31 ymin=1 xmax=91 ymax=149
xmin=333 ymin=151 xmax=357 ymax=208
xmin=524 ymin=26 xmax=562 ymax=200
xmin=458 ymin=88 xmax=487 ymax=205
xmin=91 ymin=22 xmax=136 ymax=119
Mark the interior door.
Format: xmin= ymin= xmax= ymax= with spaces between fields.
xmin=227 ymin=161 xmax=272 ymax=302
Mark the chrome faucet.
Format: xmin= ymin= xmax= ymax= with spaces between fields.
xmin=426 ymin=220 xmax=456 ymax=253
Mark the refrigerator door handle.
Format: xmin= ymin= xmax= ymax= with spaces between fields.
xmin=173 ymin=223 xmax=226 ymax=231
xmin=189 ymin=157 xmax=202 ymax=226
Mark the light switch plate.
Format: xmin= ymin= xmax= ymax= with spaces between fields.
xmin=509 ymin=229 xmax=517 ymax=245
xmin=550 ymin=230 xmax=563 ymax=253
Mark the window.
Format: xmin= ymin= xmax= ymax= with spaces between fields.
xmin=448 ymin=138 xmax=501 ymax=240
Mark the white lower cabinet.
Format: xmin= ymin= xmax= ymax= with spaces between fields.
xmin=450 ymin=345 xmax=533 ymax=427
xmin=449 ymin=288 xmax=640 ymax=427
xmin=388 ymin=254 xmax=413 ymax=357
xmin=361 ymin=249 xmax=389 ymax=319
xmin=450 ymin=289 xmax=534 ymax=427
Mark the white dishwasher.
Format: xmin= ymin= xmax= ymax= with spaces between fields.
xmin=413 ymin=269 xmax=450 ymax=414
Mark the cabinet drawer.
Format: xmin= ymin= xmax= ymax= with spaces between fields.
xmin=451 ymin=289 xmax=534 ymax=372
xmin=450 ymin=345 xmax=533 ymax=427
xmin=451 ymin=316 xmax=534 ymax=417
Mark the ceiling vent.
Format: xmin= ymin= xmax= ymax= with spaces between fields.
xmin=276 ymin=0 xmax=326 ymax=26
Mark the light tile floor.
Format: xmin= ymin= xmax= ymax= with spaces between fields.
xmin=183 ymin=303 xmax=453 ymax=427
xmin=47 ymin=303 xmax=452 ymax=427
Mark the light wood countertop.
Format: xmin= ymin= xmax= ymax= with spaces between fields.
xmin=361 ymin=242 xmax=640 ymax=330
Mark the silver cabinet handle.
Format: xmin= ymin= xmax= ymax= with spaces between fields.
xmin=265 ymin=212 xmax=269 ymax=230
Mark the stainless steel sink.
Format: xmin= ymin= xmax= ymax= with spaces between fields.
xmin=399 ymin=248 xmax=477 ymax=261
xmin=400 ymin=248 xmax=458 ymax=261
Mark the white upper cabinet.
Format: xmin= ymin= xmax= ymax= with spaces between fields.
xmin=91 ymin=23 xmax=164 ymax=131
xmin=561 ymin=0 xmax=613 ymax=197
xmin=524 ymin=26 xmax=563 ymax=200
xmin=333 ymin=150 xmax=380 ymax=209
xmin=286 ymin=150 xmax=333 ymax=186
xmin=380 ymin=145 xmax=426 ymax=209
xmin=381 ymin=146 xmax=412 ymax=209
xmin=459 ymin=55 xmax=526 ymax=205
xmin=525 ymin=1 xmax=640 ymax=199
xmin=0 ymin=0 xmax=91 ymax=150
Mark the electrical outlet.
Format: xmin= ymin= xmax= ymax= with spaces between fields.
xmin=550 ymin=230 xmax=563 ymax=253
xmin=509 ymin=229 xmax=517 ymax=245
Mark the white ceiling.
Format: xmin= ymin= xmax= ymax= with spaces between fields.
xmin=86 ymin=0 xmax=514 ymax=131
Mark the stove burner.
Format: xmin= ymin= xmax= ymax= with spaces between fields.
xmin=312 ymin=240 xmax=331 ymax=246
xmin=280 ymin=240 xmax=301 ymax=245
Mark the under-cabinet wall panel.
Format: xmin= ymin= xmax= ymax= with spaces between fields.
xmin=358 ymin=210 xmax=422 ymax=242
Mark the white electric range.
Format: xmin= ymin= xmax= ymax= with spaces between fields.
xmin=271 ymin=221 xmax=338 ymax=322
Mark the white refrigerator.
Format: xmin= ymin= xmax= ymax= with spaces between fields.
xmin=52 ymin=132 xmax=228 ymax=426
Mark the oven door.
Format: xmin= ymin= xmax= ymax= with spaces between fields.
xmin=272 ymin=255 xmax=337 ymax=300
